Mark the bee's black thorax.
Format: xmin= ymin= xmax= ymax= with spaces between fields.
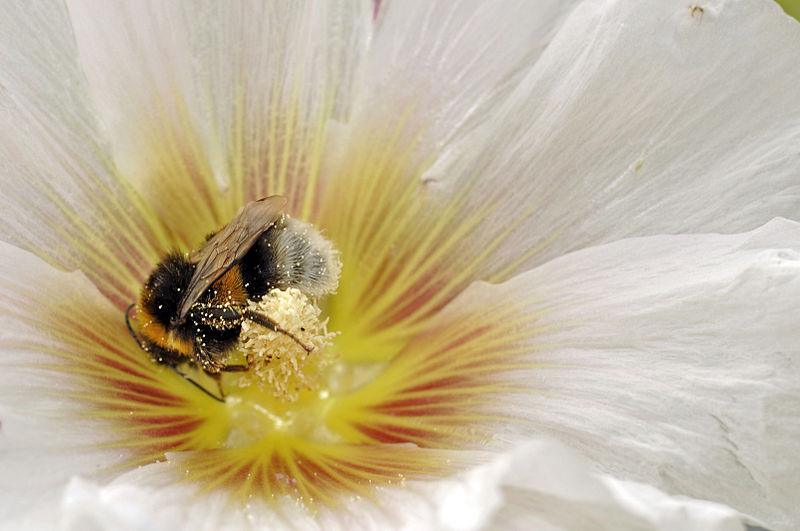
xmin=139 ymin=253 xmax=196 ymax=343
xmin=137 ymin=252 xmax=244 ymax=372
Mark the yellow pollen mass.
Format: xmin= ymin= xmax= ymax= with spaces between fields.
xmin=237 ymin=288 xmax=338 ymax=402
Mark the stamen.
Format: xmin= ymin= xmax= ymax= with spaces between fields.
xmin=237 ymin=288 xmax=338 ymax=402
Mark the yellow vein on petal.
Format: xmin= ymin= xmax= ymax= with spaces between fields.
xmin=287 ymin=97 xmax=323 ymax=216
xmin=229 ymin=82 xmax=246 ymax=207
xmin=53 ymin=149 xmax=161 ymax=269
xmin=360 ymin=197 xmax=500 ymax=326
xmin=129 ymin=53 xmax=215 ymax=231
xmin=130 ymin=71 xmax=247 ymax=237
xmin=230 ymin=459 xmax=263 ymax=499
xmin=172 ymin=432 xmax=468 ymax=508
xmin=350 ymin=132 xmax=422 ymax=257
xmin=2 ymin=93 xmax=166 ymax=281
xmin=81 ymin=408 xmax=209 ymax=423
xmin=136 ymin=122 xmax=205 ymax=234
xmin=3 ymin=282 xmax=125 ymax=334
xmin=271 ymin=446 xmax=318 ymax=502
xmin=96 ymin=430 xmax=199 ymax=449
xmin=372 ymin=186 xmax=482 ymax=289
xmin=321 ymin=105 xmax=576 ymax=365
xmin=0 ymin=272 xmax=228 ymax=466
xmin=277 ymin=75 xmax=302 ymax=197
xmin=323 ymin=136 xmax=558 ymax=364
xmin=369 ymin=178 xmax=540 ymax=325
xmin=144 ymin=99 xmax=217 ymax=226
xmin=171 ymin=83 xmax=229 ymax=224
xmin=297 ymin=89 xmax=335 ymax=222
xmin=317 ymin=119 xmax=391 ymax=246
xmin=18 ymin=85 xmax=172 ymax=259
xmin=295 ymin=450 xmax=374 ymax=502
xmin=403 ymin=317 xmax=546 ymax=368
xmin=281 ymin=445 xmax=320 ymax=504
xmin=137 ymin=6 xmax=227 ymax=223
xmin=195 ymin=457 xmax=253 ymax=495
xmin=264 ymin=78 xmax=281 ymax=200
xmin=337 ymin=105 xmax=426 ymax=259
xmin=193 ymin=448 xmax=298 ymax=492
xmin=7 ymin=178 xmax=138 ymax=304
xmin=2 ymin=307 xmax=133 ymax=367
xmin=356 ymin=275 xmax=531 ymax=356
xmin=51 ymin=134 xmax=160 ymax=256
xmin=24 ymin=359 xmax=154 ymax=386
xmin=325 ymin=293 xmax=553 ymax=449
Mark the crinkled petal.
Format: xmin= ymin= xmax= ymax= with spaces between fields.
xmin=485 ymin=442 xmax=755 ymax=531
xmin=317 ymin=0 xmax=800 ymax=360
xmin=13 ymin=440 xmax=759 ymax=531
xmin=327 ymin=0 xmax=578 ymax=161
xmin=423 ymin=0 xmax=800 ymax=276
xmin=54 ymin=469 xmax=308 ymax=531
xmin=383 ymin=218 xmax=798 ymax=528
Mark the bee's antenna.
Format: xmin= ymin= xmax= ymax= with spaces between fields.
xmin=125 ymin=303 xmax=147 ymax=350
xmin=242 ymin=309 xmax=313 ymax=353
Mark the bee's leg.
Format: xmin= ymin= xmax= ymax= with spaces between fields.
xmin=196 ymin=305 xmax=242 ymax=329
xmin=242 ymin=309 xmax=313 ymax=353
xmin=208 ymin=371 xmax=226 ymax=401
xmin=171 ymin=366 xmax=226 ymax=403
xmin=135 ymin=334 xmax=225 ymax=402
xmin=192 ymin=340 xmax=250 ymax=373
xmin=190 ymin=343 xmax=237 ymax=401
xmin=219 ymin=364 xmax=250 ymax=372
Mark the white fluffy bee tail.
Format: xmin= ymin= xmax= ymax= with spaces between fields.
xmin=269 ymin=216 xmax=342 ymax=298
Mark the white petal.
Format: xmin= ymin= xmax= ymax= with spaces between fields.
xmin=340 ymin=0 xmax=579 ymax=153
xmin=55 ymin=467 xmax=308 ymax=531
xmin=39 ymin=441 xmax=758 ymax=531
xmin=485 ymin=442 xmax=753 ymax=531
xmin=0 ymin=0 xmax=168 ymax=304
xmin=67 ymin=0 xmax=371 ymax=223
xmin=0 ymin=242 xmax=130 ymax=523
xmin=423 ymin=0 xmax=800 ymax=277
xmin=432 ymin=218 xmax=800 ymax=529
xmin=316 ymin=0 xmax=581 ymax=239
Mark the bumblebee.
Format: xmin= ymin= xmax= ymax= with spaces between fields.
xmin=126 ymin=196 xmax=338 ymax=385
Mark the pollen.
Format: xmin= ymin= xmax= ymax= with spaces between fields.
xmin=237 ymin=288 xmax=338 ymax=402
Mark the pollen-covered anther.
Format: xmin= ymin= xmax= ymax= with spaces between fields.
xmin=238 ymin=288 xmax=338 ymax=402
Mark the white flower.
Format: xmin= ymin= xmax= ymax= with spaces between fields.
xmin=1 ymin=1 xmax=799 ymax=529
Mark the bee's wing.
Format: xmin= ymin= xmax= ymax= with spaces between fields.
xmin=177 ymin=196 xmax=287 ymax=321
